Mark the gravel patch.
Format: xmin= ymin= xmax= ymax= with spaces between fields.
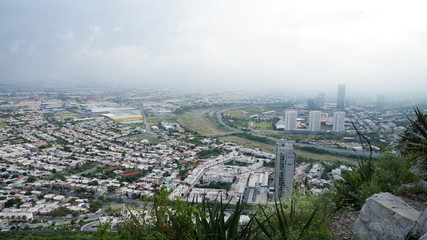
xmin=328 ymin=210 xmax=359 ymax=240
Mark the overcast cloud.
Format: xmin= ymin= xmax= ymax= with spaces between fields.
xmin=0 ymin=0 xmax=426 ymax=96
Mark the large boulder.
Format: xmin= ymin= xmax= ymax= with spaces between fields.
xmin=410 ymin=205 xmax=427 ymax=239
xmin=353 ymin=192 xmax=420 ymax=240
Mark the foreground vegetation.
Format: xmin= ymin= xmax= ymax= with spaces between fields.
xmin=92 ymin=190 xmax=333 ymax=240
xmin=333 ymin=153 xmax=420 ymax=209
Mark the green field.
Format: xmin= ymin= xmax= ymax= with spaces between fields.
xmin=224 ymin=110 xmax=248 ymax=118
xmin=54 ymin=112 xmax=76 ymax=117
xmin=225 ymin=119 xmax=249 ymax=128
xmin=220 ymin=136 xmax=276 ymax=153
xmin=177 ymin=109 xmax=227 ymax=135
xmin=295 ymin=150 xmax=357 ymax=165
xmin=147 ymin=116 xmax=176 ymax=127
xmin=321 ymin=125 xmax=333 ymax=131
xmin=205 ymin=113 xmax=233 ymax=132
xmin=238 ymin=108 xmax=265 ymax=116
xmin=0 ymin=123 xmax=6 ymax=128
xmin=252 ymin=122 xmax=273 ymax=130
xmin=267 ymin=133 xmax=343 ymax=141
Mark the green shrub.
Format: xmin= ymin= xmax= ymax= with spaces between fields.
xmin=254 ymin=192 xmax=333 ymax=240
xmin=333 ymin=153 xmax=418 ymax=209
xmin=195 ymin=197 xmax=252 ymax=240
xmin=115 ymin=191 xmax=197 ymax=240
xmin=98 ymin=190 xmax=333 ymax=240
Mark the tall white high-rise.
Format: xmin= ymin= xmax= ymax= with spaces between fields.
xmin=284 ymin=111 xmax=297 ymax=130
xmin=274 ymin=139 xmax=295 ymax=198
xmin=333 ymin=112 xmax=345 ymax=132
xmin=309 ymin=111 xmax=321 ymax=131
xmin=337 ymin=84 xmax=346 ymax=109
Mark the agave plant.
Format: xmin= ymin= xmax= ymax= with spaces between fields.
xmin=399 ymin=107 xmax=427 ymax=177
xmin=194 ymin=197 xmax=253 ymax=240
xmin=253 ymin=196 xmax=332 ymax=240
xmin=332 ymin=120 xmax=376 ymax=208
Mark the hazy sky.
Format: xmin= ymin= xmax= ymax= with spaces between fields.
xmin=0 ymin=0 xmax=426 ymax=96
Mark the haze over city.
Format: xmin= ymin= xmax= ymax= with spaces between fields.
xmin=1 ymin=2 xmax=427 ymax=238
xmin=0 ymin=0 xmax=427 ymax=98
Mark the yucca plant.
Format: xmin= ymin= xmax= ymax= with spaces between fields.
xmin=96 ymin=221 xmax=117 ymax=240
xmin=164 ymin=200 xmax=198 ymax=239
xmin=117 ymin=207 xmax=159 ymax=240
xmin=253 ymin=194 xmax=332 ymax=240
xmin=115 ymin=190 xmax=197 ymax=240
xmin=194 ymin=196 xmax=253 ymax=240
xmin=399 ymin=107 xmax=427 ymax=178
xmin=332 ymin=120 xmax=376 ymax=209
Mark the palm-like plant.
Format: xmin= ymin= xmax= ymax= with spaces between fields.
xmin=253 ymin=194 xmax=333 ymax=240
xmin=399 ymin=107 xmax=427 ymax=178
xmin=194 ymin=197 xmax=253 ymax=240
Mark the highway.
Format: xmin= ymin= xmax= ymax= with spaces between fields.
xmin=204 ymin=109 xmax=381 ymax=159
xmin=81 ymin=221 xmax=99 ymax=231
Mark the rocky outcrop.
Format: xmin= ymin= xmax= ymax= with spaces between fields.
xmin=353 ymin=192 xmax=422 ymax=240
xmin=411 ymin=206 xmax=427 ymax=239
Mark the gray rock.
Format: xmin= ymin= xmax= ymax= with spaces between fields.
xmin=399 ymin=180 xmax=427 ymax=193
xmin=353 ymin=192 xmax=420 ymax=240
xmin=410 ymin=204 xmax=427 ymax=239
xmin=420 ymin=232 xmax=427 ymax=240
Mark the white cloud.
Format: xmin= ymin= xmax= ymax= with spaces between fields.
xmin=113 ymin=26 xmax=123 ymax=33
xmin=9 ymin=40 xmax=24 ymax=55
xmin=1 ymin=0 xmax=427 ymax=95
xmin=87 ymin=26 xmax=104 ymax=45
xmin=55 ymin=30 xmax=75 ymax=41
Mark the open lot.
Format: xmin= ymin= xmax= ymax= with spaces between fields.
xmin=220 ymin=135 xmax=276 ymax=153
xmin=252 ymin=122 xmax=273 ymax=130
xmin=147 ymin=115 xmax=176 ymax=127
xmin=321 ymin=125 xmax=333 ymax=131
xmin=224 ymin=110 xmax=248 ymax=118
xmin=54 ymin=112 xmax=76 ymax=117
xmin=177 ymin=109 xmax=227 ymax=135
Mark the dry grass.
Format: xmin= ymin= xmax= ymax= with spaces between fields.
xmin=220 ymin=136 xmax=276 ymax=153
xmin=147 ymin=116 xmax=176 ymax=126
xmin=54 ymin=112 xmax=76 ymax=117
xmin=295 ymin=150 xmax=357 ymax=165
xmin=177 ymin=109 xmax=226 ymax=135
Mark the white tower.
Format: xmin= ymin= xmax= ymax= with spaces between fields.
xmin=284 ymin=111 xmax=297 ymax=130
xmin=333 ymin=112 xmax=345 ymax=132
xmin=274 ymin=140 xmax=295 ymax=198
xmin=309 ymin=111 xmax=321 ymax=131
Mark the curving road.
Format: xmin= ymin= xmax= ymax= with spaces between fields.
xmin=81 ymin=221 xmax=99 ymax=231
xmin=205 ymin=109 xmax=381 ymax=159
